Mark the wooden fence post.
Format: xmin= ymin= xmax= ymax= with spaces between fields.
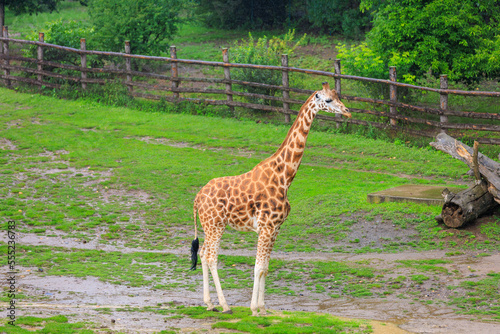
xmin=334 ymin=60 xmax=342 ymax=126
xmin=80 ymin=38 xmax=87 ymax=90
xmin=37 ymin=33 xmax=44 ymax=90
xmin=125 ymin=41 xmax=132 ymax=93
xmin=3 ymin=26 xmax=10 ymax=88
xmin=440 ymin=74 xmax=448 ymax=133
xmin=281 ymin=54 xmax=291 ymax=123
xmin=170 ymin=45 xmax=179 ymax=100
xmin=222 ymin=48 xmax=234 ymax=113
xmin=389 ymin=66 xmax=397 ymax=126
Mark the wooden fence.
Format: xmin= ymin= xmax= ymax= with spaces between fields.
xmin=1 ymin=26 xmax=499 ymax=145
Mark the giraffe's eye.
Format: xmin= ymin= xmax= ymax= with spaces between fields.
xmin=315 ymin=93 xmax=319 ymax=99
xmin=325 ymin=99 xmax=332 ymax=103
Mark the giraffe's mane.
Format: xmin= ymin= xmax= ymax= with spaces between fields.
xmin=255 ymin=91 xmax=317 ymax=168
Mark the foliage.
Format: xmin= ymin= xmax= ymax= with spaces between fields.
xmin=231 ymin=30 xmax=306 ymax=106
xmin=88 ymin=0 xmax=183 ymax=55
xmin=24 ymin=19 xmax=103 ymax=86
xmin=354 ymin=0 xmax=500 ymax=84
xmin=0 ymin=0 xmax=61 ymax=29
xmin=336 ymin=41 xmax=416 ymax=98
xmin=195 ymin=0 xmax=287 ymax=30
xmin=26 ymin=19 xmax=98 ymax=65
xmin=194 ymin=0 xmax=371 ymax=39
xmin=302 ymin=0 xmax=371 ymax=39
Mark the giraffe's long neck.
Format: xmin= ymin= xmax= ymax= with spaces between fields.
xmin=264 ymin=94 xmax=318 ymax=188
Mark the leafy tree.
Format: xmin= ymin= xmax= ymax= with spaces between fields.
xmin=347 ymin=0 xmax=500 ymax=84
xmin=88 ymin=0 xmax=183 ymax=55
xmin=196 ymin=0 xmax=288 ymax=29
xmin=196 ymin=0 xmax=370 ymax=38
xmin=0 ymin=0 xmax=61 ymax=31
xmin=301 ymin=0 xmax=371 ymax=39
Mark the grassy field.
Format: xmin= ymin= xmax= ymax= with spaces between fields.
xmin=1 ymin=88 xmax=500 ymax=333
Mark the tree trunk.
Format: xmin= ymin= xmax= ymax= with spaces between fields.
xmin=430 ymin=133 xmax=500 ymax=204
xmin=0 ymin=1 xmax=4 ymax=35
xmin=431 ymin=133 xmax=500 ymax=227
xmin=440 ymin=182 xmax=496 ymax=228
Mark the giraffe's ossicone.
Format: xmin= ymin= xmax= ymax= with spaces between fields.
xmin=190 ymin=82 xmax=351 ymax=316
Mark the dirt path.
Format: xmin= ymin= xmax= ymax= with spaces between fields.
xmin=4 ymin=231 xmax=500 ymax=333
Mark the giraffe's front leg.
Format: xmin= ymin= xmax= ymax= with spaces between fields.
xmin=251 ymin=262 xmax=269 ymax=316
xmin=250 ymin=262 xmax=266 ymax=316
xmin=251 ymin=228 xmax=277 ymax=316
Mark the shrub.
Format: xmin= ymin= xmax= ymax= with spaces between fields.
xmin=25 ymin=19 xmax=102 ymax=85
xmin=27 ymin=19 xmax=98 ymax=66
xmin=195 ymin=0 xmax=287 ymax=30
xmin=88 ymin=0 xmax=183 ymax=55
xmin=305 ymin=0 xmax=371 ymax=39
xmin=357 ymin=0 xmax=500 ymax=85
xmin=336 ymin=42 xmax=416 ymax=99
xmin=231 ymin=30 xmax=306 ymax=106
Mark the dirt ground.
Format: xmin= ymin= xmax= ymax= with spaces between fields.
xmin=3 ymin=229 xmax=500 ymax=334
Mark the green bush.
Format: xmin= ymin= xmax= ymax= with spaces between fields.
xmin=195 ymin=0 xmax=287 ymax=29
xmin=25 ymin=19 xmax=103 ymax=85
xmin=26 ymin=19 xmax=98 ymax=66
xmin=336 ymin=42 xmax=416 ymax=99
xmin=356 ymin=0 xmax=500 ymax=85
xmin=231 ymin=30 xmax=306 ymax=107
xmin=305 ymin=0 xmax=371 ymax=39
xmin=88 ymin=0 xmax=183 ymax=55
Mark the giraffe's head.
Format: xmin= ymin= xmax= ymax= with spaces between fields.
xmin=314 ymin=82 xmax=351 ymax=118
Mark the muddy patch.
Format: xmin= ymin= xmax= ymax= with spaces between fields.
xmin=126 ymin=135 xmax=260 ymax=158
xmin=80 ymin=127 xmax=99 ymax=132
xmin=0 ymin=137 xmax=17 ymax=150
xmin=6 ymin=119 xmax=23 ymax=129
xmin=6 ymin=260 xmax=500 ymax=333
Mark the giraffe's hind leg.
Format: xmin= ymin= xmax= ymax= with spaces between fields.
xmin=199 ymin=220 xmax=231 ymax=313
xmin=199 ymin=245 xmax=215 ymax=311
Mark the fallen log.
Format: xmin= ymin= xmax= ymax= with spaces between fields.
xmin=431 ymin=133 xmax=499 ymax=227
xmin=439 ymin=182 xmax=495 ymax=228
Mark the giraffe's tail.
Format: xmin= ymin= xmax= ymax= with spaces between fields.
xmin=190 ymin=200 xmax=199 ymax=271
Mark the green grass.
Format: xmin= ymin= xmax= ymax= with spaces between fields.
xmin=1 ymin=87 xmax=499 ymax=256
xmin=448 ymin=273 xmax=500 ymax=319
xmin=1 ymin=85 xmax=500 ymax=322
xmin=0 ymin=315 xmax=95 ymax=334
xmin=397 ymin=259 xmax=451 ymax=274
xmin=5 ymin=1 xmax=89 ymax=38
xmin=171 ymin=306 xmax=372 ymax=333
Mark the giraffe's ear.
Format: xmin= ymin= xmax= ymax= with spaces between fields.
xmin=322 ymin=82 xmax=330 ymax=90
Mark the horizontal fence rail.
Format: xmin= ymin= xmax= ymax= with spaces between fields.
xmin=0 ymin=28 xmax=499 ymax=145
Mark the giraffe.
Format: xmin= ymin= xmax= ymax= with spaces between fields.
xmin=190 ymin=82 xmax=351 ymax=316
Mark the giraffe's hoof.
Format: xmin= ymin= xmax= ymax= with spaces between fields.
xmin=222 ymin=309 xmax=233 ymax=314
xmin=208 ymin=308 xmax=220 ymax=313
